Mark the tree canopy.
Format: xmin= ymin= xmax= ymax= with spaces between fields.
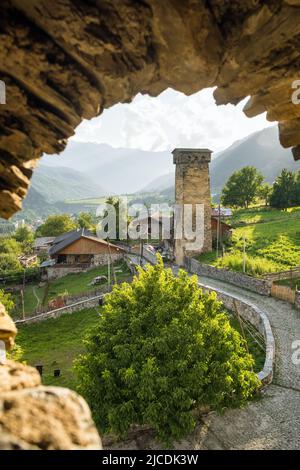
xmin=36 ymin=214 xmax=77 ymax=237
xmin=221 ymin=166 xmax=264 ymax=208
xmin=75 ymin=256 xmax=260 ymax=445
xmin=270 ymin=169 xmax=300 ymax=209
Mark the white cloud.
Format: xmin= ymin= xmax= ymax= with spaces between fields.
xmin=72 ymin=88 xmax=274 ymax=153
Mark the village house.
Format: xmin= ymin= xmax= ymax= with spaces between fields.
xmin=129 ymin=210 xmax=231 ymax=258
xmin=34 ymin=236 xmax=55 ymax=255
xmin=18 ymin=254 xmax=37 ymax=268
xmin=211 ymin=207 xmax=233 ymax=218
xmin=211 ymin=217 xmax=232 ymax=244
xmin=42 ymin=228 xmax=125 ymax=280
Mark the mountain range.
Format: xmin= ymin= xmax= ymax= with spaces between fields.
xmin=41 ymin=142 xmax=171 ymax=195
xmin=21 ymin=125 xmax=300 ymax=219
xmin=142 ymin=126 xmax=300 ymax=195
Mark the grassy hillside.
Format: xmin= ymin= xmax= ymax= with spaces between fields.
xmin=31 ymin=165 xmax=107 ymax=203
xmin=198 ymin=206 xmax=300 ymax=275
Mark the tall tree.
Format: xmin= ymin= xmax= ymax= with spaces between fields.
xmin=14 ymin=225 xmax=33 ymax=244
xmin=14 ymin=225 xmax=34 ymax=254
xmin=77 ymin=212 xmax=95 ymax=232
xmin=221 ymin=166 xmax=264 ymax=208
xmin=98 ymin=197 xmax=127 ymax=240
xmin=270 ymin=169 xmax=297 ymax=209
xmin=258 ymin=182 xmax=273 ymax=206
xmin=36 ymin=214 xmax=77 ymax=237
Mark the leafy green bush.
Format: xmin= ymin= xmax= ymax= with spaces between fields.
xmin=0 ymin=289 xmax=23 ymax=361
xmin=216 ymin=252 xmax=279 ymax=276
xmin=0 ymin=253 xmax=22 ymax=272
xmin=75 ymin=256 xmax=260 ymax=445
xmin=0 ymin=289 xmax=14 ymax=312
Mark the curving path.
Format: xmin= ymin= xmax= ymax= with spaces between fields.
xmin=107 ymin=271 xmax=300 ymax=450
xmin=182 ymin=275 xmax=300 ymax=450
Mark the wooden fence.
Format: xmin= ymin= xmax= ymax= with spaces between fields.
xmin=271 ymin=283 xmax=296 ymax=304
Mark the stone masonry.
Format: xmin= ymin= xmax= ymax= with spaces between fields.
xmin=2 ymin=2 xmax=300 ymax=219
xmin=173 ymin=148 xmax=212 ymax=265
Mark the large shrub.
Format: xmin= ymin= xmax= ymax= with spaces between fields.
xmin=75 ymin=257 xmax=260 ymax=444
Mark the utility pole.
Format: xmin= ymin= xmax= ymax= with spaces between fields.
xmin=243 ymin=235 xmax=246 ymax=273
xmin=21 ymin=268 xmax=26 ymax=320
xmin=107 ymin=239 xmax=117 ymax=285
xmin=140 ymin=239 xmax=144 ymax=266
xmin=107 ymin=255 xmax=111 ymax=289
xmin=216 ymin=203 xmax=221 ymax=259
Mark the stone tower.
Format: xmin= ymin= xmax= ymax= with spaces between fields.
xmin=173 ymin=148 xmax=212 ymax=265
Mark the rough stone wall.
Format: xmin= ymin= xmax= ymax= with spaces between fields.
xmin=197 ymin=282 xmax=275 ymax=386
xmin=0 ymin=360 xmax=102 ymax=449
xmin=47 ymin=265 xmax=90 ymax=280
xmin=15 ymin=295 xmax=104 ymax=325
xmin=295 ymin=290 xmax=300 ymax=309
xmin=93 ymin=253 xmax=123 ymax=266
xmin=173 ymin=149 xmax=212 ymax=265
xmin=187 ymin=258 xmax=273 ymax=296
xmin=1 ymin=1 xmax=300 ymax=218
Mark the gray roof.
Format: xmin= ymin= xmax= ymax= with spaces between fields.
xmin=49 ymin=228 xmax=125 ymax=256
xmin=40 ymin=259 xmax=56 ymax=268
xmin=34 ymin=237 xmax=55 ymax=248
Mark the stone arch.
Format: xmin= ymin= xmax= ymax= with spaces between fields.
xmin=1 ymin=0 xmax=300 ymax=218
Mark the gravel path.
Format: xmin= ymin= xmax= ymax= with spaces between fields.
xmin=185 ymin=275 xmax=300 ymax=450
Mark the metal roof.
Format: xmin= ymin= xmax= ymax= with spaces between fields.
xmin=49 ymin=228 xmax=125 ymax=256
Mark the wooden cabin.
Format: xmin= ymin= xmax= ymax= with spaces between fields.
xmin=211 ymin=217 xmax=232 ymax=242
xmin=45 ymin=229 xmax=125 ymax=279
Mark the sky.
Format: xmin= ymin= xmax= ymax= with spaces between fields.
xmin=71 ymin=87 xmax=274 ymax=153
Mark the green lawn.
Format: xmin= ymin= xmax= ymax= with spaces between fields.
xmin=12 ymin=261 xmax=132 ymax=318
xmin=17 ymin=308 xmax=100 ymax=389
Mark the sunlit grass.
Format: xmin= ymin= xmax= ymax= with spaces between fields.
xmin=17 ymin=308 xmax=100 ymax=389
xmin=197 ymin=206 xmax=300 ymax=275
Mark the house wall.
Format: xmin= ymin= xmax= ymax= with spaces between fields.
xmin=57 ymin=237 xmax=122 ymax=255
xmin=211 ymin=218 xmax=232 ymax=241
xmin=93 ymin=253 xmax=123 ymax=266
xmin=47 ymin=253 xmax=124 ymax=279
xmin=47 ymin=265 xmax=91 ymax=280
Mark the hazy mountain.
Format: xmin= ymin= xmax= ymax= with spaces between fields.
xmin=138 ymin=126 xmax=300 ymax=195
xmin=210 ymin=126 xmax=300 ymax=193
xmin=141 ymin=172 xmax=175 ymax=192
xmin=27 ymin=125 xmax=300 ymax=217
xmin=42 ymin=142 xmax=172 ymax=194
xmin=23 ymin=187 xmax=59 ymax=215
xmin=31 ymin=165 xmax=107 ymax=203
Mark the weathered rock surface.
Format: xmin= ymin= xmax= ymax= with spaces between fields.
xmin=0 ymin=360 xmax=102 ymax=450
xmin=0 ymin=360 xmax=41 ymax=393
xmin=1 ymin=0 xmax=300 ymax=217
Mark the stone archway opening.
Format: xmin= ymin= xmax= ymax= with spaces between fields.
xmin=1 ymin=0 xmax=300 ymax=220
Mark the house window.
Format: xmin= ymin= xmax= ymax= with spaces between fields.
xmin=57 ymin=254 xmax=66 ymax=264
